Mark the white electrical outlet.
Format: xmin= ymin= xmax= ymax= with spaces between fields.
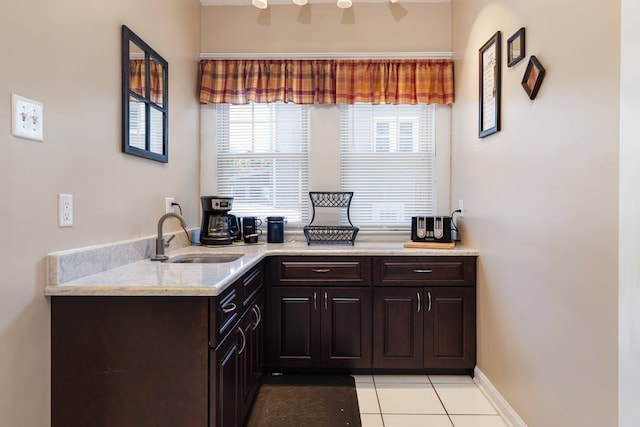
xmin=165 ymin=197 xmax=175 ymax=214
xmin=59 ymin=194 xmax=73 ymax=227
xmin=458 ymin=199 xmax=464 ymax=218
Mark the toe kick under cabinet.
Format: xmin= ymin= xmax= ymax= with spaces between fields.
xmin=266 ymin=255 xmax=477 ymax=374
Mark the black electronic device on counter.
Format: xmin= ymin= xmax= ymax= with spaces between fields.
xmin=200 ymin=196 xmax=241 ymax=245
xmin=411 ymin=216 xmax=452 ymax=243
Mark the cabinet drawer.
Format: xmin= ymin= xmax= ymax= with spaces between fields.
xmin=210 ymin=282 xmax=239 ymax=348
xmin=241 ymin=264 xmax=264 ymax=308
xmin=373 ymin=256 xmax=476 ymax=286
xmin=270 ymin=256 xmax=371 ymax=286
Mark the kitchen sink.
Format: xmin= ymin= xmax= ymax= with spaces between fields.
xmin=166 ymin=253 xmax=244 ymax=264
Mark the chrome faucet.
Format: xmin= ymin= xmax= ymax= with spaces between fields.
xmin=151 ymin=212 xmax=187 ymax=261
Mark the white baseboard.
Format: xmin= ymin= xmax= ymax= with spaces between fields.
xmin=474 ymin=366 xmax=528 ymax=427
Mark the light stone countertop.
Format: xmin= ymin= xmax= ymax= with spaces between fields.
xmin=45 ymin=238 xmax=478 ymax=297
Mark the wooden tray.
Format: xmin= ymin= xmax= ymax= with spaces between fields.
xmin=403 ymin=241 xmax=456 ymax=249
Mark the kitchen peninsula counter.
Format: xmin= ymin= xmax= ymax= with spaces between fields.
xmin=45 ymin=239 xmax=478 ymax=297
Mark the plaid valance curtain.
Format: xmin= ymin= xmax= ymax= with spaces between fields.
xmin=199 ymin=58 xmax=454 ymax=105
xmin=129 ymin=59 xmax=164 ymax=105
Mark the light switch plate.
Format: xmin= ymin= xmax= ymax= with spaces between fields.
xmin=11 ymin=93 xmax=44 ymax=141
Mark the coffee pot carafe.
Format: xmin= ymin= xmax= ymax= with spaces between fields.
xmin=200 ymin=196 xmax=240 ymax=245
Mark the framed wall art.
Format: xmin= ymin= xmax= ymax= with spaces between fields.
xmin=522 ymin=55 xmax=546 ymax=100
xmin=507 ymin=27 xmax=526 ymax=67
xmin=479 ymin=31 xmax=501 ymax=138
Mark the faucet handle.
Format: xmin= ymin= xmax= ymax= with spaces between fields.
xmin=164 ymin=235 xmax=176 ymax=247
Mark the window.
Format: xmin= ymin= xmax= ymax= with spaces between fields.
xmin=215 ymin=103 xmax=310 ymax=222
xmin=340 ymin=103 xmax=436 ymax=227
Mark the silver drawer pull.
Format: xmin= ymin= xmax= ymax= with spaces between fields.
xmin=221 ymin=302 xmax=236 ymax=314
xmin=413 ymin=269 xmax=433 ymax=273
xmin=311 ymin=269 xmax=331 ymax=273
xmin=237 ymin=327 xmax=246 ymax=355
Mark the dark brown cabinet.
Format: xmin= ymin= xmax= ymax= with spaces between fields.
xmin=212 ymin=325 xmax=241 ymax=427
xmin=423 ymin=287 xmax=475 ymax=369
xmin=50 ymin=253 xmax=477 ymax=427
xmin=373 ymin=287 xmax=423 ymax=369
xmin=269 ymin=286 xmax=372 ymax=370
xmin=51 ymin=296 xmax=210 ymax=427
xmin=210 ymin=267 xmax=264 ymax=427
xmin=211 ymin=291 xmax=264 ymax=427
xmin=51 ymin=263 xmax=264 ymax=427
xmin=267 ymin=256 xmax=372 ymax=371
xmin=372 ymin=256 xmax=476 ymax=373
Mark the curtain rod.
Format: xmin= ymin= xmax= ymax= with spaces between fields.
xmin=200 ymin=51 xmax=452 ymax=59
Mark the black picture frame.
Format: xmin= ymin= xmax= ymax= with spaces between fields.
xmin=521 ymin=55 xmax=546 ymax=100
xmin=479 ymin=31 xmax=501 ymax=138
xmin=507 ymin=27 xmax=526 ymax=67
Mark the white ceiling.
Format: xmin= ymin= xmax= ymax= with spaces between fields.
xmin=200 ymin=0 xmax=448 ymax=5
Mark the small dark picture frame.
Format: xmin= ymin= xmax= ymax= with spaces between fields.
xmin=507 ymin=27 xmax=526 ymax=67
xmin=521 ymin=55 xmax=546 ymax=100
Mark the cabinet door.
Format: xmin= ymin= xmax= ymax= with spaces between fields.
xmin=269 ymin=287 xmax=321 ymax=368
xmin=212 ymin=328 xmax=242 ymax=427
xmin=423 ymin=287 xmax=476 ymax=369
xmin=239 ymin=294 xmax=264 ymax=422
xmin=322 ymin=287 xmax=372 ymax=369
xmin=373 ymin=288 xmax=423 ymax=369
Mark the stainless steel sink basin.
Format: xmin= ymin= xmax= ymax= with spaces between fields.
xmin=166 ymin=253 xmax=244 ymax=264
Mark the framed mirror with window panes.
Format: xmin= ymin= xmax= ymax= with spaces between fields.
xmin=121 ymin=25 xmax=168 ymax=162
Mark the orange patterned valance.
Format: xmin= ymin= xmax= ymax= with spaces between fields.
xmin=199 ymin=58 xmax=453 ymax=105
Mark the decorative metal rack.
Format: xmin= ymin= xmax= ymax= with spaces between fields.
xmin=303 ymin=191 xmax=359 ymax=245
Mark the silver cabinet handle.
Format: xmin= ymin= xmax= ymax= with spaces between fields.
xmin=413 ymin=269 xmax=433 ymax=273
xmin=237 ymin=327 xmax=246 ymax=355
xmin=255 ymin=304 xmax=262 ymax=325
xmin=251 ymin=306 xmax=260 ymax=330
xmin=427 ymin=291 xmax=432 ymax=312
xmin=222 ymin=302 xmax=236 ymax=314
xmin=312 ymin=269 xmax=331 ymax=273
xmin=314 ymin=292 xmax=317 ymax=311
xmin=324 ymin=291 xmax=328 ymax=311
xmin=417 ymin=292 xmax=421 ymax=313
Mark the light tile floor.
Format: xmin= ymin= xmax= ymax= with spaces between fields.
xmin=353 ymin=374 xmax=510 ymax=427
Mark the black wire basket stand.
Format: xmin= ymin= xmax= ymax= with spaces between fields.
xmin=303 ymin=192 xmax=359 ymax=245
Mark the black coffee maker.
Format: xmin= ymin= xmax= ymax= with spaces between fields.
xmin=200 ymin=196 xmax=241 ymax=245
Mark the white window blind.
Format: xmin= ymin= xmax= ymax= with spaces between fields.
xmin=216 ymin=103 xmax=310 ymax=222
xmin=128 ymin=103 xmax=164 ymax=155
xmin=340 ymin=103 xmax=436 ymax=227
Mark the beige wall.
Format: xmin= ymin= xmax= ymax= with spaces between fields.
xmin=451 ymin=0 xmax=619 ymax=426
xmin=201 ymin=2 xmax=451 ymax=54
xmin=1 ymin=1 xmax=631 ymax=426
xmin=0 ymin=1 xmax=202 ymax=426
xmin=619 ymin=0 xmax=640 ymax=425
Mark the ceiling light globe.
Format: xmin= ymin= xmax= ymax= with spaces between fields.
xmin=337 ymin=0 xmax=352 ymax=8
xmin=252 ymin=0 xmax=268 ymax=9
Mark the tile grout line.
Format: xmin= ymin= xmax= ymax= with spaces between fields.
xmin=371 ymin=375 xmax=386 ymax=427
xmin=428 ymin=375 xmax=456 ymax=427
